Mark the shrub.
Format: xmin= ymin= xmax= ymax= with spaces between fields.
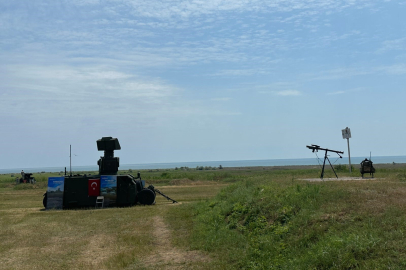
xmin=334 ymin=164 xmax=355 ymax=172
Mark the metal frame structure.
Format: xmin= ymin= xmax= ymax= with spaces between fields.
xmin=306 ymin=145 xmax=344 ymax=179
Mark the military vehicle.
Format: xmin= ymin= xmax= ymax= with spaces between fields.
xmin=360 ymin=158 xmax=375 ymax=178
xmin=43 ymin=137 xmax=176 ymax=209
xmin=16 ymin=173 xmax=36 ymax=184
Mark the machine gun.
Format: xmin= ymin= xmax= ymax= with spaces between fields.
xmin=306 ymin=145 xmax=344 ymax=179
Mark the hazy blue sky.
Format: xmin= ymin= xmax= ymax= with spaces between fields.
xmin=1 ymin=0 xmax=406 ymax=169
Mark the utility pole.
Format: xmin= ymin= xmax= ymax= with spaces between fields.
xmin=341 ymin=127 xmax=352 ymax=173
xmin=70 ymin=144 xmax=72 ymax=176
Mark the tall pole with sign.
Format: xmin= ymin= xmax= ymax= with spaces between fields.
xmin=342 ymin=127 xmax=352 ymax=173
xmin=70 ymin=144 xmax=72 ymax=177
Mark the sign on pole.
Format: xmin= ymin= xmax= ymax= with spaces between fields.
xmin=342 ymin=127 xmax=352 ymax=173
xmin=342 ymin=127 xmax=351 ymax=139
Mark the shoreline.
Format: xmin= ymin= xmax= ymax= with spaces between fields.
xmin=2 ymin=162 xmax=405 ymax=175
xmin=220 ymin=162 xmax=406 ymax=171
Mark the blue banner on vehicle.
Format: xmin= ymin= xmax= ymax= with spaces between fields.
xmin=46 ymin=177 xmax=65 ymax=209
xmin=100 ymin=175 xmax=117 ymax=207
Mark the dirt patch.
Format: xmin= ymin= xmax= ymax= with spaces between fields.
xmin=0 ymin=247 xmax=32 ymax=268
xmin=38 ymin=235 xmax=78 ymax=257
xmin=142 ymin=216 xmax=210 ymax=269
xmin=159 ymin=184 xmax=229 ymax=189
xmin=222 ymin=163 xmax=406 ymax=171
xmin=169 ymin=179 xmax=222 ymax=186
xmin=299 ymin=177 xmax=380 ymax=182
xmin=76 ymin=234 xmax=117 ymax=268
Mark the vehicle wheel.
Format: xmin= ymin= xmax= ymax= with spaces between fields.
xmin=135 ymin=180 xmax=143 ymax=192
xmin=138 ymin=189 xmax=155 ymax=205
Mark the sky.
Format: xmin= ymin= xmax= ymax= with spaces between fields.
xmin=1 ymin=0 xmax=406 ymax=169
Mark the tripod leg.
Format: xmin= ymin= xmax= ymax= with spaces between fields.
xmin=321 ymin=150 xmax=327 ymax=179
xmin=327 ymin=157 xmax=339 ymax=178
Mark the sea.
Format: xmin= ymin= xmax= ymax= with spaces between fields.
xmin=1 ymin=156 xmax=406 ymax=174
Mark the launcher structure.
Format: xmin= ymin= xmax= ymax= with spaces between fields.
xmin=97 ymin=137 xmax=121 ymax=175
xmin=43 ymin=137 xmax=177 ymax=210
xmin=306 ymin=145 xmax=344 ymax=179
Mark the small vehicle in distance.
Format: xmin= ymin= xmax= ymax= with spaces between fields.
xmin=360 ymin=158 xmax=375 ymax=178
xmin=16 ymin=173 xmax=36 ymax=184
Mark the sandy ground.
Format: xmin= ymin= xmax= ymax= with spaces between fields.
xmin=222 ymin=163 xmax=406 ymax=171
xmin=142 ymin=216 xmax=210 ymax=269
xmin=300 ymin=177 xmax=379 ymax=182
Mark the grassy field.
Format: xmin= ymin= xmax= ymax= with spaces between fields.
xmin=1 ymin=165 xmax=406 ymax=269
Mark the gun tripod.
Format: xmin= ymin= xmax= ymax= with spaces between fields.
xmin=307 ymin=145 xmax=344 ymax=179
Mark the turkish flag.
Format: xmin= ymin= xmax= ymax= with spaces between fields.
xmin=88 ymin=179 xmax=100 ymax=197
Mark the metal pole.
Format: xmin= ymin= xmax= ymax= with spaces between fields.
xmin=347 ymin=138 xmax=351 ymax=173
xmin=321 ymin=150 xmax=328 ymax=179
xmin=326 ymin=156 xmax=339 ymax=178
xmin=70 ymin=144 xmax=72 ymax=176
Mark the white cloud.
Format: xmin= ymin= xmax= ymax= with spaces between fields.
xmin=111 ymin=0 xmax=375 ymax=21
xmin=211 ymin=97 xmax=231 ymax=101
xmin=273 ymin=90 xmax=301 ymax=96
xmin=0 ymin=0 xmax=383 ymax=75
xmin=0 ymin=57 xmax=245 ymax=133
xmin=0 ymin=63 xmax=181 ymax=126
xmin=378 ymin=64 xmax=406 ymax=75
xmin=376 ymin=38 xmax=406 ymax=54
xmin=327 ymin=91 xmax=345 ymax=95
xmin=211 ymin=68 xmax=269 ymax=76
xmin=307 ymin=67 xmax=372 ymax=81
xmin=1 ymin=64 xmax=176 ymax=99
xmin=306 ymin=64 xmax=406 ymax=82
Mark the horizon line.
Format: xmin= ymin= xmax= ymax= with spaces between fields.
xmin=1 ymin=155 xmax=406 ymax=173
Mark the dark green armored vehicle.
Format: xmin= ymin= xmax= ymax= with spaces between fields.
xmin=360 ymin=158 xmax=375 ymax=178
xmin=43 ymin=137 xmax=175 ymax=209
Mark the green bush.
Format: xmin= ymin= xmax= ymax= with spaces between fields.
xmin=334 ymin=164 xmax=355 ymax=172
xmin=187 ymin=177 xmax=397 ymax=269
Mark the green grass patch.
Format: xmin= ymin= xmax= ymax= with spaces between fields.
xmin=167 ymin=169 xmax=406 ymax=269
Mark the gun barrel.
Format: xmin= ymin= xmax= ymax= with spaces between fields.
xmin=155 ymin=188 xmax=178 ymax=203
xmin=306 ymin=145 xmax=344 ymax=154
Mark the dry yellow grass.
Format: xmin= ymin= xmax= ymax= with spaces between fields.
xmin=0 ymin=182 xmax=224 ymax=270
